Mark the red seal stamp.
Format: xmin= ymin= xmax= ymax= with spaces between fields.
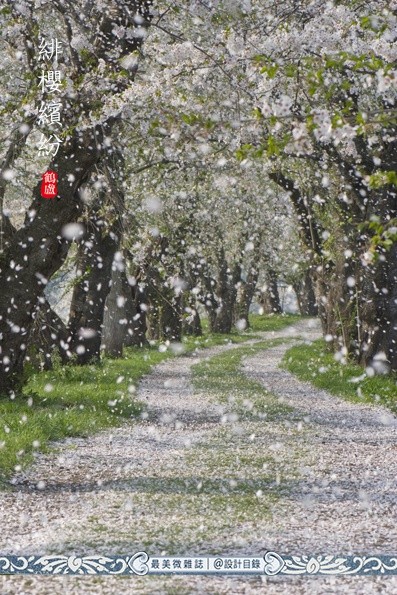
xmin=40 ymin=170 xmax=58 ymax=199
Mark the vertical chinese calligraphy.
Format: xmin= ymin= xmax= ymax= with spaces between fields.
xmin=37 ymin=37 xmax=63 ymax=199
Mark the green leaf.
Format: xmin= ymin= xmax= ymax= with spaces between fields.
xmin=368 ymin=170 xmax=397 ymax=189
xmin=260 ymin=64 xmax=279 ymax=79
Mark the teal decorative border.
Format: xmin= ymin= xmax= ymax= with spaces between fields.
xmin=0 ymin=552 xmax=396 ymax=576
xmin=0 ymin=553 xmax=148 ymax=575
xmin=263 ymin=553 xmax=397 ymax=576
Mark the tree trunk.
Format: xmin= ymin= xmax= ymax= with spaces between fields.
xmin=160 ymin=294 xmax=183 ymax=342
xmin=0 ymin=0 xmax=152 ymax=395
xmin=144 ymin=235 xmax=185 ymax=343
xmin=145 ymin=265 xmax=162 ymax=341
xmin=260 ymin=270 xmax=282 ymax=314
xmin=234 ymin=267 xmax=259 ymax=329
xmin=0 ymin=130 xmax=103 ymax=395
xmin=67 ymin=192 xmax=120 ymax=364
xmin=203 ymin=289 xmax=218 ymax=333
xmin=269 ymin=167 xmax=397 ymax=370
xmin=124 ymin=270 xmax=149 ymax=348
xmin=384 ymin=243 xmax=397 ymax=371
xmin=212 ymin=252 xmax=241 ymax=334
xmin=183 ymin=305 xmax=202 ymax=336
xmin=360 ymin=231 xmax=397 ymax=371
xmin=102 ymin=260 xmax=149 ymax=356
xmin=293 ymin=269 xmax=318 ymax=316
xmin=102 ymin=256 xmax=127 ymax=358
xmin=183 ymin=270 xmax=203 ymax=337
xmin=26 ymin=298 xmax=69 ymax=370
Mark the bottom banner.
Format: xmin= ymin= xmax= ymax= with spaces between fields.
xmin=0 ymin=552 xmax=396 ymax=576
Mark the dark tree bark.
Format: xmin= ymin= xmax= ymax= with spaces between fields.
xmin=67 ymin=198 xmax=120 ymax=364
xmin=270 ymin=137 xmax=397 ymax=371
xmin=160 ymin=294 xmax=183 ymax=342
xmin=0 ymin=130 xmax=102 ymax=395
xmin=0 ymin=1 xmax=152 ymax=394
xmin=183 ymin=304 xmax=202 ymax=336
xmin=359 ymin=211 xmax=397 ymax=370
xmin=67 ymin=144 xmax=125 ymax=363
xmin=26 ymin=298 xmax=68 ymax=370
xmin=143 ymin=234 xmax=185 ymax=343
xmin=293 ymin=269 xmax=318 ymax=316
xmin=182 ymin=270 xmax=203 ymax=337
xmin=269 ymin=172 xmax=356 ymax=350
xmin=269 ymin=173 xmax=328 ymax=322
xmin=124 ymin=270 xmax=149 ymax=348
xmin=145 ymin=264 xmax=163 ymax=341
xmin=102 ymin=261 xmax=148 ymax=356
xmin=201 ymin=274 xmax=219 ymax=333
xmin=383 ymin=243 xmax=397 ymax=370
xmin=0 ymin=116 xmax=35 ymax=254
xmin=146 ymin=283 xmax=184 ymax=342
xmin=102 ymin=258 xmax=127 ymax=358
xmin=260 ymin=269 xmax=282 ymax=314
xmin=146 ymin=274 xmax=184 ymax=342
xmin=211 ymin=249 xmax=241 ymax=334
xmin=234 ymin=267 xmax=259 ymax=329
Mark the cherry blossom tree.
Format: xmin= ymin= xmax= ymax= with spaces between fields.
xmin=0 ymin=0 xmax=152 ymax=394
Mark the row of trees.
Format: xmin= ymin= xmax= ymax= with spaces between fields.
xmin=1 ymin=0 xmax=396 ymax=396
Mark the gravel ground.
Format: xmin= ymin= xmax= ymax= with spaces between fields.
xmin=1 ymin=319 xmax=397 ymax=594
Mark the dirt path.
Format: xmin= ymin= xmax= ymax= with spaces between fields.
xmin=1 ymin=319 xmax=397 ymax=594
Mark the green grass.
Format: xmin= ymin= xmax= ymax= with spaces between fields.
xmin=0 ymin=348 xmax=171 ymax=482
xmin=0 ymin=314 xmax=300 ymax=483
xmin=198 ymin=312 xmax=300 ymax=336
xmin=283 ymin=339 xmax=397 ymax=412
xmin=182 ymin=331 xmax=257 ymax=349
xmin=192 ymin=339 xmax=293 ymax=419
xmin=249 ymin=312 xmax=301 ymax=333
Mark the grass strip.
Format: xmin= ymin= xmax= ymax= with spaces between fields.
xmin=248 ymin=312 xmax=301 ymax=333
xmin=191 ymin=339 xmax=293 ymax=420
xmin=0 ymin=315 xmax=299 ymax=482
xmin=282 ymin=339 xmax=397 ymax=413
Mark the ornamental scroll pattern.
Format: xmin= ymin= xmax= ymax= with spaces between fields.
xmin=0 ymin=552 xmax=397 ymax=575
xmin=263 ymin=552 xmax=397 ymax=576
xmin=0 ymin=553 xmax=149 ymax=575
